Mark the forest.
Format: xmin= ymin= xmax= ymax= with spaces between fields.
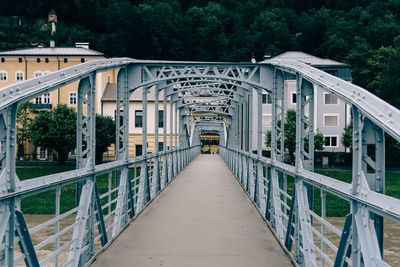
xmin=0 ymin=0 xmax=400 ymax=109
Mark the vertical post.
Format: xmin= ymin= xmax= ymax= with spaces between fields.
xmin=169 ymin=95 xmax=174 ymax=180
xmin=69 ymin=72 xmax=97 ymax=265
xmin=174 ymin=102 xmax=178 ymax=176
xmin=0 ymin=104 xmax=18 ymax=267
xmin=162 ymin=90 xmax=168 ymax=187
xmin=137 ymin=87 xmax=150 ymax=212
xmin=152 ymin=88 xmax=160 ymax=196
xmin=112 ymin=67 xmax=131 ymax=237
xmin=256 ymin=90 xmax=263 ymax=208
xmin=351 ymin=107 xmax=386 ymax=266
xmin=269 ymin=69 xmax=285 ymax=241
xmin=294 ymin=74 xmax=316 ymax=266
xmin=351 ymin=106 xmax=362 ymax=267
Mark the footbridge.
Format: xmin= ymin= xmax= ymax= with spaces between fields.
xmin=1 ymin=58 xmax=400 ymax=267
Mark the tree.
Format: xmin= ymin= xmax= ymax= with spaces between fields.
xmin=30 ymin=104 xmax=77 ymax=163
xmin=265 ymin=109 xmax=324 ymax=164
xmin=341 ymin=119 xmax=353 ymax=151
xmin=16 ymin=102 xmax=33 ymax=159
xmin=95 ymin=114 xmax=116 ymax=164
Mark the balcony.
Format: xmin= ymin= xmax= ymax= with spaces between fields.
xmin=31 ymin=103 xmax=52 ymax=110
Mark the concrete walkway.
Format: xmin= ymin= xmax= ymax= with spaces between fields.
xmin=91 ymin=155 xmax=293 ymax=267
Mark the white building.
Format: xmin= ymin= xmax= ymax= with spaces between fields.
xmin=259 ymin=52 xmax=353 ymax=152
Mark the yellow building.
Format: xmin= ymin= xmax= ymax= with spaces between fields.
xmin=0 ymin=44 xmax=180 ymax=161
xmin=0 ymin=44 xmax=118 ymax=160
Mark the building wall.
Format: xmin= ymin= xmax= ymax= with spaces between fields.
xmin=0 ymin=54 xmax=117 ymax=114
xmin=257 ymin=79 xmax=348 ymax=152
xmin=102 ymin=100 xmax=180 ymax=159
xmin=0 ymin=53 xmax=118 ymax=160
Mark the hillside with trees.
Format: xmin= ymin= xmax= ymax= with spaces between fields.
xmin=1 ymin=0 xmax=400 ymax=108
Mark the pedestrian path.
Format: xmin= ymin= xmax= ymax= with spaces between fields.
xmin=91 ymin=154 xmax=293 ymax=267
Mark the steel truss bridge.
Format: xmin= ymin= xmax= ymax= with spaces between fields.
xmin=1 ymin=57 xmax=400 ymax=267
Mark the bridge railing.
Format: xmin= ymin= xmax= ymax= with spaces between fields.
xmin=219 ymin=146 xmax=400 ymax=267
xmin=0 ymin=145 xmax=200 ymax=266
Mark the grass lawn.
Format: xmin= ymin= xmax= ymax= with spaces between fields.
xmin=17 ymin=166 xmax=141 ymax=214
xmin=17 ymin=167 xmax=400 ymax=216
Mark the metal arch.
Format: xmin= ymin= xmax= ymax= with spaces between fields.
xmin=1 ymin=57 xmax=400 ymax=267
xmin=264 ymin=59 xmax=400 ymax=142
xmin=127 ymin=63 xmax=265 ymax=93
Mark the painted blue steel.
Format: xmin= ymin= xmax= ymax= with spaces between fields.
xmin=334 ymin=214 xmax=352 ymax=267
xmin=94 ymin=183 xmax=108 ymax=247
xmin=15 ymin=210 xmax=40 ymax=267
xmin=1 ymin=57 xmax=400 ymax=266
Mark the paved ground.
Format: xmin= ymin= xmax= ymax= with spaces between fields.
xmin=91 ymin=154 xmax=293 ymax=267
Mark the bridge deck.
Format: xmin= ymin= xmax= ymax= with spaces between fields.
xmin=91 ymin=155 xmax=292 ymax=267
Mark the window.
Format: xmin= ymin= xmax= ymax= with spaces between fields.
xmin=324 ymin=136 xmax=338 ymax=147
xmin=43 ymin=93 xmax=50 ymax=104
xmin=35 ymin=96 xmax=42 ymax=104
xmin=324 ymin=115 xmax=339 ymax=127
xmin=39 ymin=147 xmax=46 ymax=160
xmin=0 ymin=71 xmax=7 ymax=81
xmin=324 ymin=93 xmax=338 ymax=105
xmin=15 ymin=71 xmax=24 ymax=81
xmin=135 ymin=110 xmax=143 ymax=128
xmin=69 ymin=92 xmax=77 ymax=105
xmin=158 ymin=110 xmax=164 ymax=128
xmin=158 ymin=142 xmax=164 ymax=151
xmin=135 ymin=145 xmax=143 ymax=156
xmin=34 ymin=71 xmax=42 ymax=78
xmin=262 ymin=93 xmax=272 ymax=104
xmin=291 ymin=92 xmax=297 ymax=104
xmin=35 ymin=93 xmax=51 ymax=104
xmin=325 ymin=69 xmax=338 ymax=77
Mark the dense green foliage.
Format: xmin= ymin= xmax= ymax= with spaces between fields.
xmin=26 ymin=105 xmax=116 ymax=163
xmin=29 ymin=104 xmax=77 ymax=162
xmin=95 ymin=114 xmax=116 ymax=164
xmin=265 ymin=109 xmax=324 ymax=164
xmin=16 ymin=102 xmax=33 ymax=158
xmin=1 ymin=0 xmax=400 ymax=108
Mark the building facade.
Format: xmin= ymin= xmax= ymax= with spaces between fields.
xmin=258 ymin=52 xmax=352 ymax=152
xmin=0 ymin=44 xmax=118 ymax=160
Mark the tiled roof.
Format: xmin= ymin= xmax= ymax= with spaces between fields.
xmin=272 ymin=51 xmax=349 ymax=67
xmin=0 ymin=47 xmax=104 ymax=56
xmin=101 ymin=83 xmax=117 ymax=101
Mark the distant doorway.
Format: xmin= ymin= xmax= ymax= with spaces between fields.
xmin=200 ymin=134 xmax=219 ymax=154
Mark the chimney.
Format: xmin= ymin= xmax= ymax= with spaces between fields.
xmin=75 ymin=42 xmax=89 ymax=49
xmin=50 ymin=40 xmax=55 ymax=47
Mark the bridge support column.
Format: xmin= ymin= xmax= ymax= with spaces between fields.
xmin=169 ymin=95 xmax=174 ymax=181
xmin=70 ymin=72 xmax=97 ymax=265
xmin=161 ymin=91 xmax=168 ymax=188
xmin=350 ymin=107 xmax=385 ymax=266
xmin=174 ymin=102 xmax=178 ymax=175
xmin=112 ymin=67 xmax=133 ymax=237
xmin=294 ymin=75 xmax=316 ymax=266
xmin=0 ymin=104 xmax=18 ymax=267
xmin=137 ymin=87 xmax=151 ymax=212
xmin=255 ymin=90 xmax=264 ymax=209
xmin=269 ymin=69 xmax=285 ymax=241
xmin=152 ymin=87 xmax=161 ymax=198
